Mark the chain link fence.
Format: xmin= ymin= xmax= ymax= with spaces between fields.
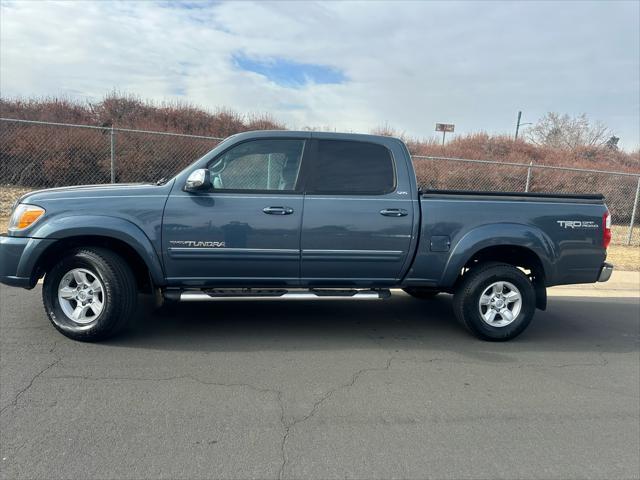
xmin=1 ymin=118 xmax=639 ymax=245
xmin=0 ymin=118 xmax=222 ymax=186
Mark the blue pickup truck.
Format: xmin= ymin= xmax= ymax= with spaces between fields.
xmin=1 ymin=131 xmax=613 ymax=342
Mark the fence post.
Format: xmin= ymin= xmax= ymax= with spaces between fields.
xmin=627 ymin=176 xmax=640 ymax=246
xmin=525 ymin=161 xmax=533 ymax=192
xmin=110 ymin=127 xmax=116 ymax=184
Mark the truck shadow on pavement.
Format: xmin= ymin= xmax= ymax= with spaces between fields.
xmin=108 ymin=294 xmax=640 ymax=356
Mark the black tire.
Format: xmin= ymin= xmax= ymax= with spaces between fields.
xmin=402 ymin=287 xmax=440 ymax=299
xmin=453 ymin=262 xmax=536 ymax=341
xmin=42 ymin=247 xmax=138 ymax=341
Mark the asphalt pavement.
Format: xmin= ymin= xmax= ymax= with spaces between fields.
xmin=1 ymin=286 xmax=639 ymax=480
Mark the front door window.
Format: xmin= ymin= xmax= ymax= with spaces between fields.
xmin=208 ymin=139 xmax=305 ymax=192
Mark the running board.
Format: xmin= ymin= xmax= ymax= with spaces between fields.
xmin=168 ymin=288 xmax=391 ymax=302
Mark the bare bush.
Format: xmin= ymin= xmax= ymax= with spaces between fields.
xmin=0 ymin=95 xmax=286 ymax=186
xmin=525 ymin=112 xmax=612 ymax=150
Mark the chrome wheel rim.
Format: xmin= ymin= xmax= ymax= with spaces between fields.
xmin=58 ymin=268 xmax=105 ymax=324
xmin=478 ymin=281 xmax=522 ymax=327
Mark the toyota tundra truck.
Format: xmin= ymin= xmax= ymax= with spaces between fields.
xmin=0 ymin=131 xmax=613 ymax=341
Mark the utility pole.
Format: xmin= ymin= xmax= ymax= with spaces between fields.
xmin=515 ymin=111 xmax=532 ymax=140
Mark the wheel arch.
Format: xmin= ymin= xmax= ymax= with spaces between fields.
xmin=21 ymin=216 xmax=165 ymax=291
xmin=441 ymin=223 xmax=555 ymax=310
xmin=463 ymin=245 xmax=545 ymax=278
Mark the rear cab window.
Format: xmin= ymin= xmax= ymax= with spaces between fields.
xmin=307 ymin=140 xmax=396 ymax=195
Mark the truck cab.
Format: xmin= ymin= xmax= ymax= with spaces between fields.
xmin=162 ymin=131 xmax=418 ymax=287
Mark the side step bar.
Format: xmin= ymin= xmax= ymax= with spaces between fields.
xmin=166 ymin=288 xmax=391 ymax=302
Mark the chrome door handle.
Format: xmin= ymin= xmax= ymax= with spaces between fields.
xmin=380 ymin=208 xmax=408 ymax=217
xmin=263 ymin=206 xmax=294 ymax=215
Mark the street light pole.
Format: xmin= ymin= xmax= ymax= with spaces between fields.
xmin=515 ymin=111 xmax=532 ymax=140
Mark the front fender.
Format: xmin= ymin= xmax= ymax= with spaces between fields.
xmin=440 ymin=223 xmax=557 ymax=287
xmin=20 ymin=215 xmax=165 ymax=285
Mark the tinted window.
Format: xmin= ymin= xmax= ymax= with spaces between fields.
xmin=309 ymin=140 xmax=395 ymax=194
xmin=208 ymin=139 xmax=305 ymax=191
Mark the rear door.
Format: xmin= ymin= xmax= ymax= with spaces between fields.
xmin=162 ymin=137 xmax=308 ymax=286
xmin=300 ymin=138 xmax=415 ymax=286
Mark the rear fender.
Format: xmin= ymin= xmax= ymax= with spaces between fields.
xmin=440 ymin=223 xmax=557 ymax=288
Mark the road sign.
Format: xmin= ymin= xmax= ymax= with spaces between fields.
xmin=435 ymin=123 xmax=455 ymax=132
xmin=435 ymin=123 xmax=455 ymax=145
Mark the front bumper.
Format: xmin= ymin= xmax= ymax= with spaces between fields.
xmin=0 ymin=235 xmax=54 ymax=289
xmin=597 ymin=262 xmax=614 ymax=282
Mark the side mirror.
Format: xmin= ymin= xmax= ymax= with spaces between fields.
xmin=184 ymin=169 xmax=212 ymax=192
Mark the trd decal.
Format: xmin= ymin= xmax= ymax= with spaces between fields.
xmin=556 ymin=220 xmax=599 ymax=229
xmin=169 ymin=240 xmax=226 ymax=248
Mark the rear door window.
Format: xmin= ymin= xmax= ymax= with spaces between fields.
xmin=307 ymin=140 xmax=395 ymax=195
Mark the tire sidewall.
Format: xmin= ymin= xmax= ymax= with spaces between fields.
xmin=459 ymin=266 xmax=535 ymax=341
xmin=43 ymin=251 xmax=117 ymax=339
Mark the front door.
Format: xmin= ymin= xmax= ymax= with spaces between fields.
xmin=300 ymin=138 xmax=415 ymax=286
xmin=163 ymin=138 xmax=308 ymax=286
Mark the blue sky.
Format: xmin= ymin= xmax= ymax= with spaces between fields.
xmin=1 ymin=0 xmax=639 ymax=149
xmin=232 ymin=54 xmax=346 ymax=88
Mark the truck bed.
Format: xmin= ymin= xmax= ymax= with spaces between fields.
xmin=407 ymin=189 xmax=608 ymax=288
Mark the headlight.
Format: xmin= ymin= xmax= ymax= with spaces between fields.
xmin=8 ymin=204 xmax=45 ymax=231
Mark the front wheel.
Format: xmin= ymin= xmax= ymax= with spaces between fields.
xmin=453 ymin=263 xmax=536 ymax=341
xmin=42 ymin=247 xmax=138 ymax=341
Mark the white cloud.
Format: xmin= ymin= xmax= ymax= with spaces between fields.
xmin=1 ymin=0 xmax=638 ymax=149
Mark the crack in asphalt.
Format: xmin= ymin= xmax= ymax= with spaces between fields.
xmin=276 ymin=391 xmax=288 ymax=480
xmin=0 ymin=338 xmax=61 ymax=416
xmin=277 ymin=357 xmax=394 ymax=480
xmin=0 ymin=356 xmax=61 ymax=416
xmin=44 ymin=358 xmax=395 ymax=480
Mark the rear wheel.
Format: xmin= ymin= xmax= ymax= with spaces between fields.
xmin=453 ymin=263 xmax=536 ymax=341
xmin=402 ymin=287 xmax=440 ymax=299
xmin=42 ymin=247 xmax=138 ymax=341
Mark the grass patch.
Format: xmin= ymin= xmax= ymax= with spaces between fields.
xmin=606 ymin=245 xmax=640 ymax=271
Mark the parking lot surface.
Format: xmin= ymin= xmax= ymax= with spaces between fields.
xmin=1 ymin=286 xmax=639 ymax=480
